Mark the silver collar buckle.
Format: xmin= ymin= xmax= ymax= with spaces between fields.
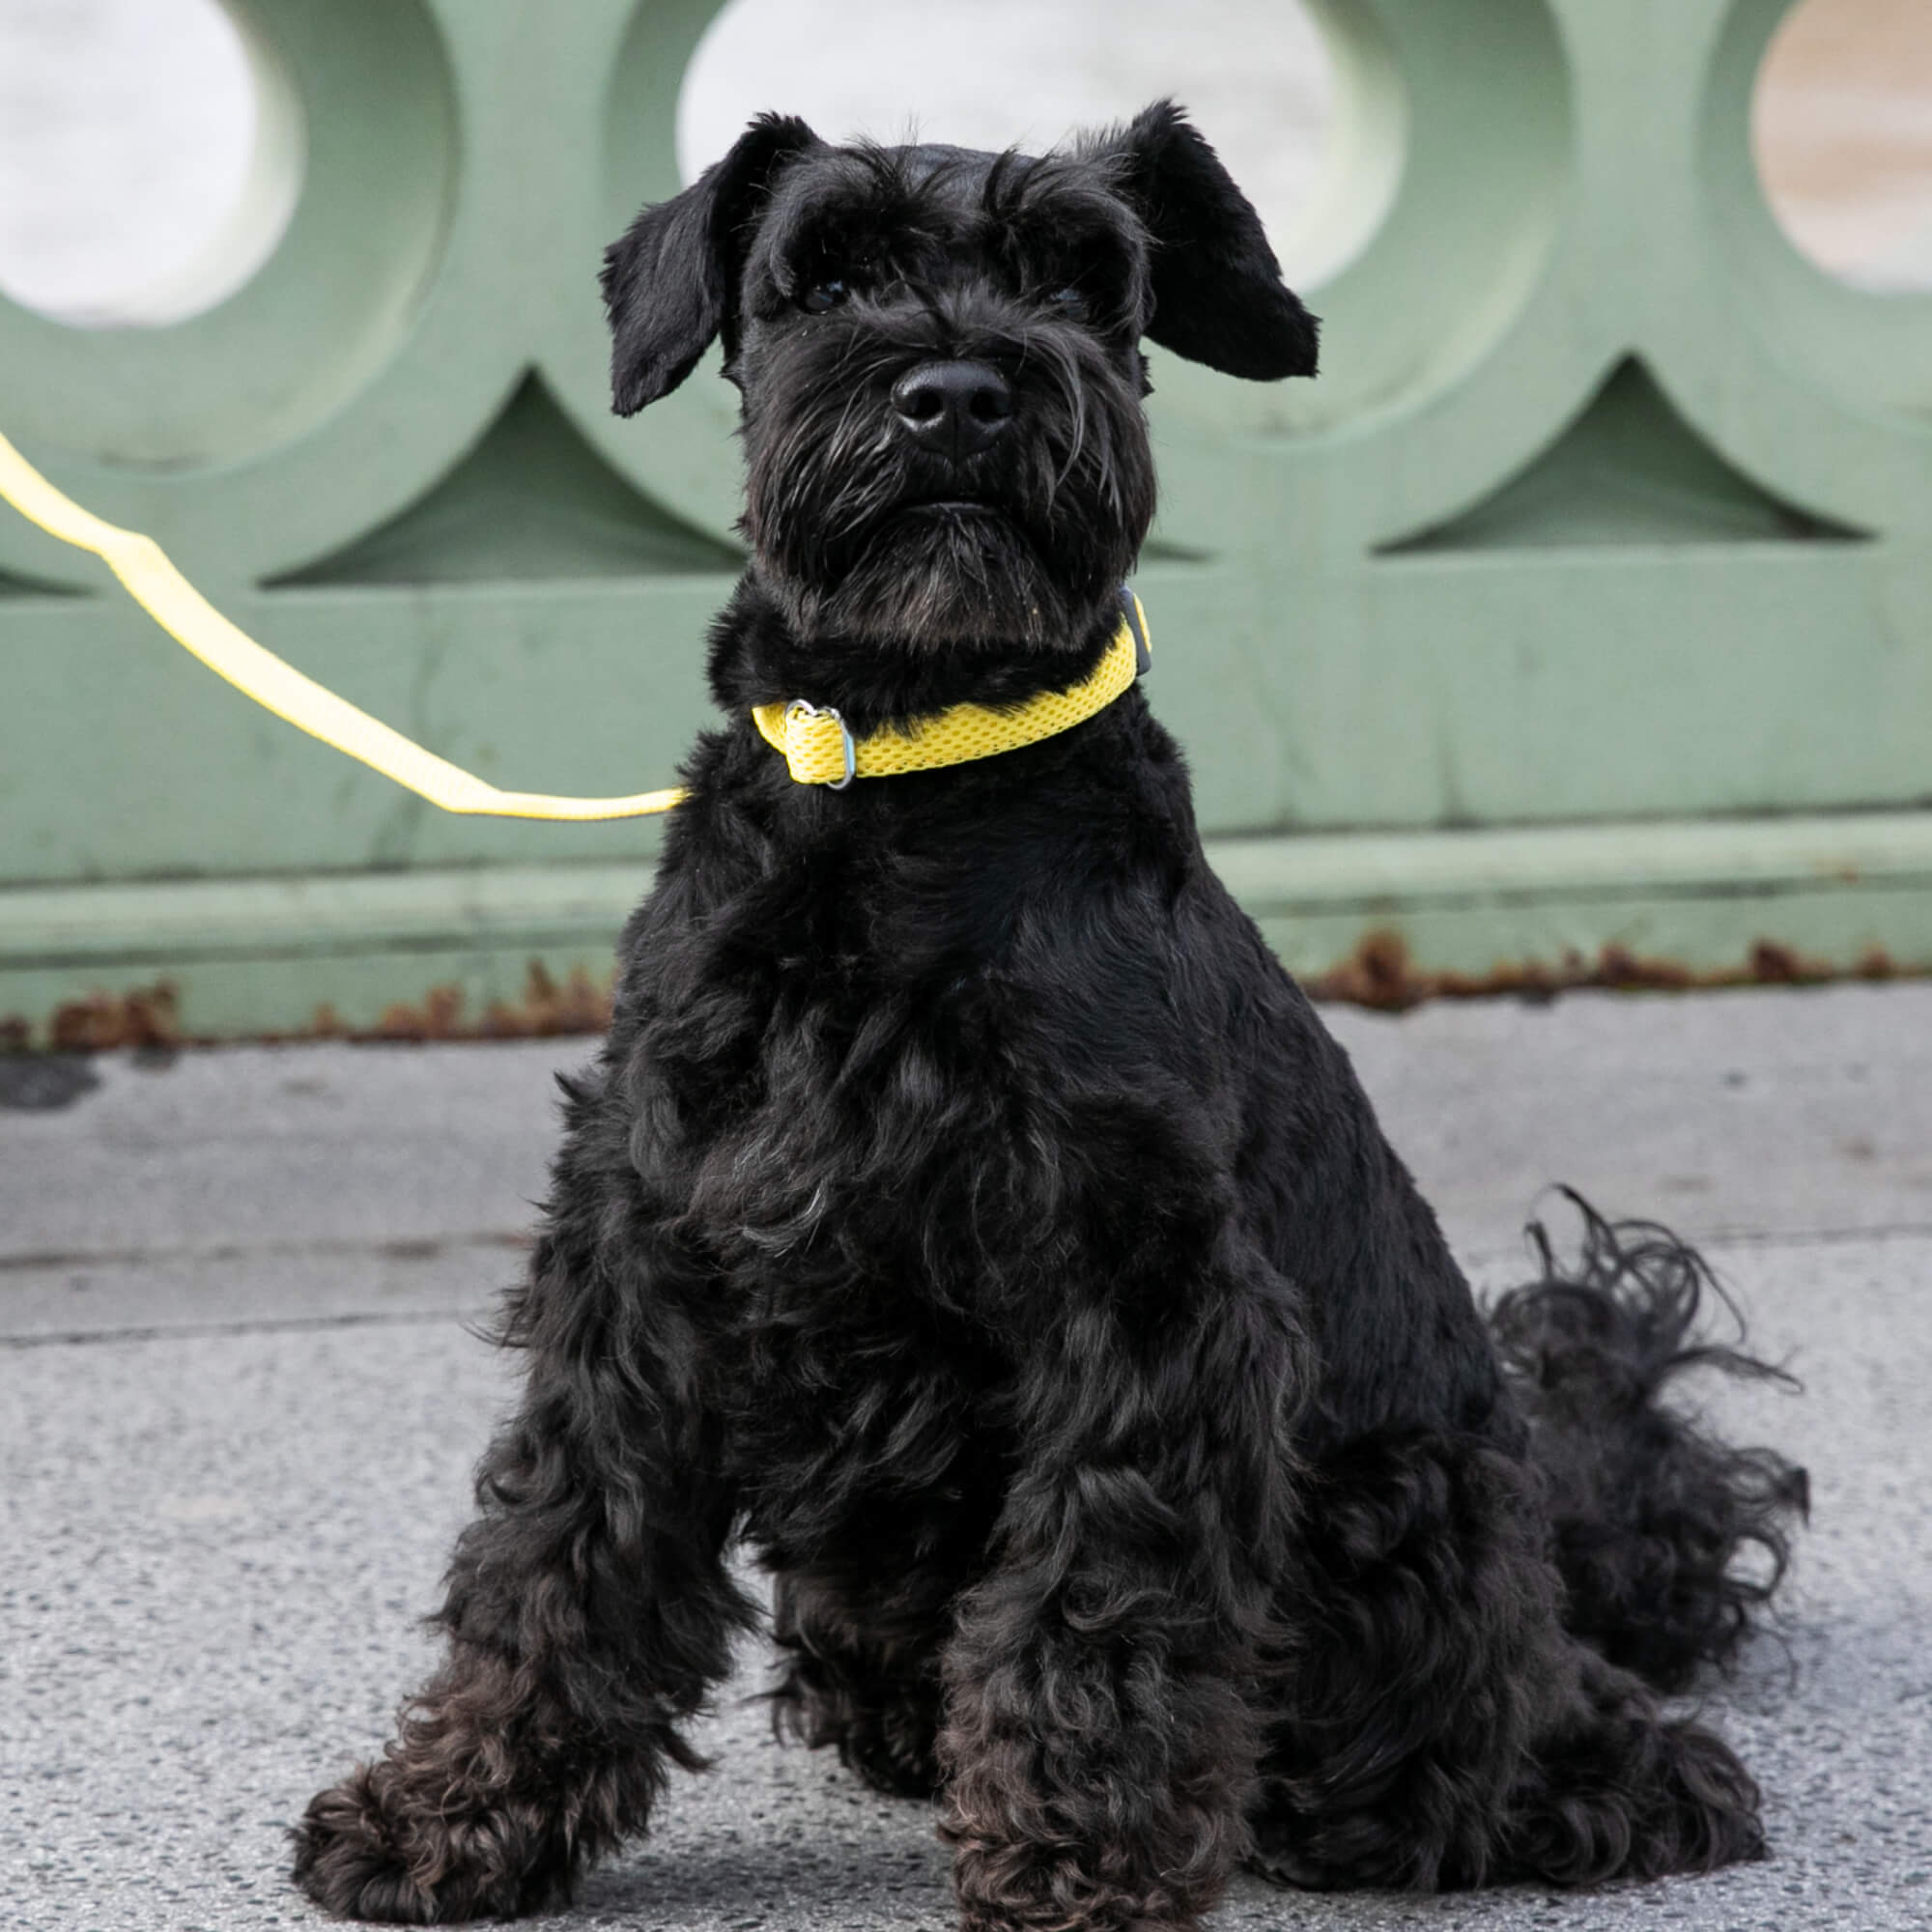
xmin=783 ymin=697 xmax=857 ymax=790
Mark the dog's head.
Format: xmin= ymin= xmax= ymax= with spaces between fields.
xmin=601 ymin=102 xmax=1317 ymax=657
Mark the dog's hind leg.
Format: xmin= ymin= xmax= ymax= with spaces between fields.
xmin=1248 ymin=1429 xmax=1561 ymax=1889
xmin=1247 ymin=1427 xmax=1769 ymax=1891
xmin=937 ymin=1237 xmax=1304 ymax=1932
xmin=1500 ymin=1642 xmax=1766 ymax=1883
xmin=293 ymin=1096 xmax=753 ymax=1923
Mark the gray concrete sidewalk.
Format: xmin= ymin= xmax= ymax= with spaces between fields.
xmin=5 ymin=984 xmax=1930 ymax=1931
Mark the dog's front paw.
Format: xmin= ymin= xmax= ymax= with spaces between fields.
xmin=950 ymin=1831 xmax=1208 ymax=1932
xmin=956 ymin=1899 xmax=1202 ymax=1932
xmin=292 ymin=1763 xmax=561 ymax=1923
xmin=291 ymin=1767 xmax=440 ymax=1923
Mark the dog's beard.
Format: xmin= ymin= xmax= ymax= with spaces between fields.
xmin=781 ymin=500 xmax=1085 ymax=649
xmin=739 ymin=322 xmax=1153 ymax=655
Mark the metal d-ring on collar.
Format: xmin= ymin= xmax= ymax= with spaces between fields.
xmin=784 ymin=697 xmax=857 ymax=790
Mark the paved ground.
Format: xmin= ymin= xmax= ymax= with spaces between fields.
xmin=5 ymin=981 xmax=1931 ymax=1930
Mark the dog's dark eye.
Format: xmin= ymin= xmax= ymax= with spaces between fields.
xmin=1048 ymin=285 xmax=1091 ymax=323
xmin=800 ymin=278 xmax=849 ymax=315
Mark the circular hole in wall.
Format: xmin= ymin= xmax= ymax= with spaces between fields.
xmin=1753 ymin=0 xmax=1932 ymax=292
xmin=0 ymin=0 xmax=302 ymax=327
xmin=678 ymin=0 xmax=1402 ymax=289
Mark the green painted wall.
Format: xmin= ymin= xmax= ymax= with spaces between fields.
xmin=3 ymin=0 xmax=1930 ymax=1038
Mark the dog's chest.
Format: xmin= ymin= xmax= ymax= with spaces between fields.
xmin=651 ymin=814 xmax=1080 ymax=1269
xmin=618 ymin=763 xmax=1221 ymax=1525
xmin=688 ymin=923 xmax=1056 ymax=1310
xmin=634 ymin=830 xmax=1078 ymax=1524
xmin=689 ymin=955 xmax=1030 ymax=1549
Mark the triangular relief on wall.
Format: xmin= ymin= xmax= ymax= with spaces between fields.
xmin=268 ymin=371 xmax=744 ymax=587
xmin=1140 ymin=534 xmax=1214 ymax=564
xmin=0 ymin=565 xmax=86 ymax=599
xmin=1378 ymin=356 xmax=1869 ymax=554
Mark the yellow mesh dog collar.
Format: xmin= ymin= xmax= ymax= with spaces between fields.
xmin=752 ymin=592 xmax=1151 ymax=789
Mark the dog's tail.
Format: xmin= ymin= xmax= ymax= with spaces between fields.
xmin=1488 ymin=1193 xmax=1808 ymax=1694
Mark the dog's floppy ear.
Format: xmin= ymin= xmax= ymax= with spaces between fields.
xmin=601 ymin=113 xmax=819 ymax=416
xmin=1096 ymin=100 xmax=1318 ymax=382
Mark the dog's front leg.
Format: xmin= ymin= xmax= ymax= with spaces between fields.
xmin=293 ymin=1115 xmax=749 ymax=1923
xmin=939 ymin=1246 xmax=1302 ymax=1932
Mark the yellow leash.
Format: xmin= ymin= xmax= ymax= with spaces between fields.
xmin=0 ymin=430 xmax=684 ymax=820
xmin=0 ymin=428 xmax=1148 ymax=816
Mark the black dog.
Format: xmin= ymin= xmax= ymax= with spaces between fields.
xmin=294 ymin=103 xmax=1805 ymax=1929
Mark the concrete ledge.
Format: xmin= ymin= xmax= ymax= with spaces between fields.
xmin=5 ymin=808 xmax=1932 ymax=1038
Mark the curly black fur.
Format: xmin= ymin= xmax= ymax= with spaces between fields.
xmin=292 ymin=102 xmax=1804 ymax=1931
xmin=1491 ymin=1193 xmax=1809 ymax=1692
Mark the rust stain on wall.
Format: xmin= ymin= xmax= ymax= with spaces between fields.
xmin=361 ymin=963 xmax=615 ymax=1042
xmin=0 ymin=962 xmax=619 ymax=1052
xmin=1303 ymin=929 xmax=1903 ymax=1013
xmin=0 ymin=939 xmax=1918 ymax=1052
xmin=42 ymin=982 xmax=183 ymax=1052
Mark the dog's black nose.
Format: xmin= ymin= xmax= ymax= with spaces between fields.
xmin=892 ymin=360 xmax=1013 ymax=461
